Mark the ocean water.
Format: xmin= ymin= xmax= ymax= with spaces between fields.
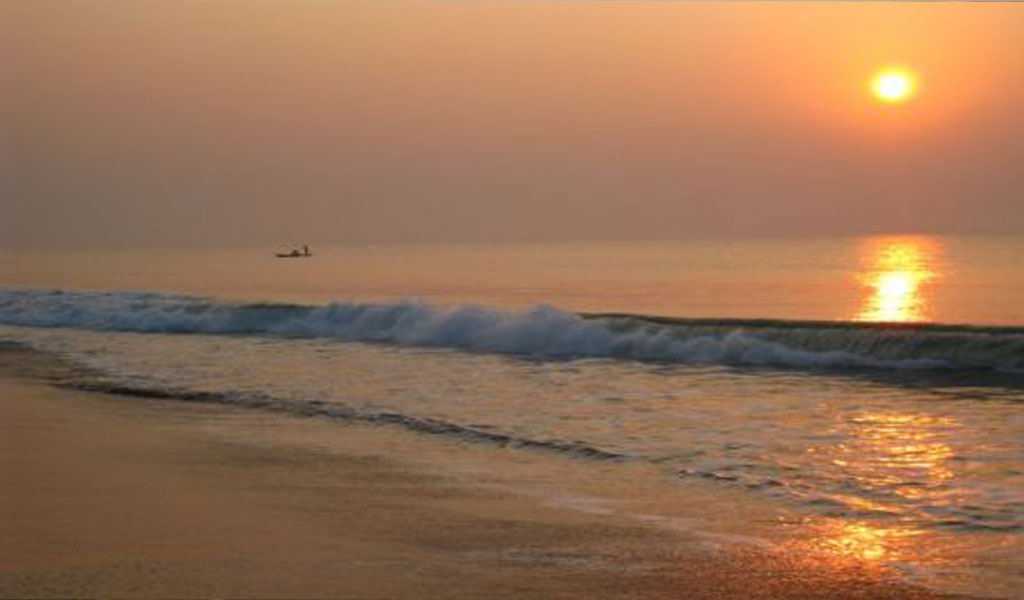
xmin=1 ymin=235 xmax=1022 ymax=597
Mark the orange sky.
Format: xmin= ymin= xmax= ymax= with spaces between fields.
xmin=6 ymin=1 xmax=1024 ymax=248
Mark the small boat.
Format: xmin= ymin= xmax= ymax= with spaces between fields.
xmin=276 ymin=245 xmax=313 ymax=258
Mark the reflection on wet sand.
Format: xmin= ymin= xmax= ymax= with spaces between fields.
xmin=856 ymin=237 xmax=942 ymax=322
xmin=785 ymin=514 xmax=977 ymax=594
xmin=804 ymin=519 xmax=926 ymax=564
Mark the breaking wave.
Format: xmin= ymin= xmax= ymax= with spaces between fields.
xmin=3 ymin=288 xmax=1024 ymax=372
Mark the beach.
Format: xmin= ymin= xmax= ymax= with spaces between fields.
xmin=0 ymin=347 xmax=971 ymax=599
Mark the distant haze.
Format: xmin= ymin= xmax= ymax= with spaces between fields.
xmin=5 ymin=1 xmax=1024 ymax=250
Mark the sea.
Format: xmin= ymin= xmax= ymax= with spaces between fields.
xmin=1 ymin=235 xmax=1022 ymax=597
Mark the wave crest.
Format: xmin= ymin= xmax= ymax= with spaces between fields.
xmin=3 ymin=289 xmax=1024 ymax=372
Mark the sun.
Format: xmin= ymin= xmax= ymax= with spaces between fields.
xmin=871 ymin=69 xmax=916 ymax=104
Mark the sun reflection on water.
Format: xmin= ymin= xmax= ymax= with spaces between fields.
xmin=836 ymin=412 xmax=957 ymax=500
xmin=790 ymin=409 xmax=963 ymax=575
xmin=856 ymin=237 xmax=942 ymax=322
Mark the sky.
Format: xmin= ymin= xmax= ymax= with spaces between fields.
xmin=5 ymin=1 xmax=1024 ymax=249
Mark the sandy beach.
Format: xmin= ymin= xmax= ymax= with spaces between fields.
xmin=0 ymin=347 xmax=974 ymax=600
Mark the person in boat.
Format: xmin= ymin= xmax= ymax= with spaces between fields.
xmin=275 ymin=245 xmax=311 ymax=258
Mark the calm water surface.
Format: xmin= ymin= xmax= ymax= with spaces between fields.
xmin=4 ymin=235 xmax=1024 ymax=325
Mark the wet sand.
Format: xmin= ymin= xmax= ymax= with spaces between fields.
xmin=0 ymin=352 xmax=972 ymax=599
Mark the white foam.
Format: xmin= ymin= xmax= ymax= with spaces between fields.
xmin=1 ymin=289 xmax=1020 ymax=372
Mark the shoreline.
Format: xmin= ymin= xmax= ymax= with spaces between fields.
xmin=0 ymin=348 xmax=978 ymax=599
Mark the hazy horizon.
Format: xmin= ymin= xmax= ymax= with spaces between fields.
xmin=6 ymin=1 xmax=1024 ymax=250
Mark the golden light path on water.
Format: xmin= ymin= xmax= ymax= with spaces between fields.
xmin=792 ymin=241 xmax=967 ymax=575
xmin=856 ymin=237 xmax=942 ymax=323
xmin=787 ymin=406 xmax=964 ymax=577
